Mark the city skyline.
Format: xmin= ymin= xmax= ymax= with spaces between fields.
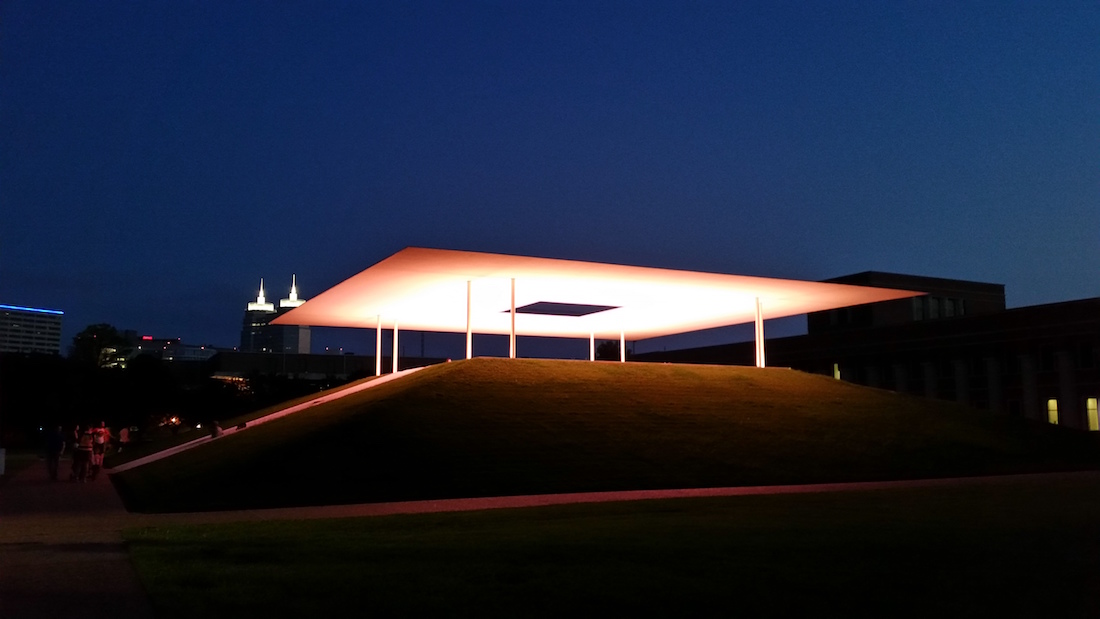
xmin=3 ymin=2 xmax=1098 ymax=354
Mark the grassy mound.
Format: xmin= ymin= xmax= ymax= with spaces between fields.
xmin=113 ymin=358 xmax=1100 ymax=512
xmin=106 ymin=375 xmax=383 ymax=467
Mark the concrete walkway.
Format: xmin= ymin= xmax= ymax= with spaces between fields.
xmin=0 ymin=458 xmax=156 ymax=619
xmin=5 ymin=454 xmax=1100 ymax=618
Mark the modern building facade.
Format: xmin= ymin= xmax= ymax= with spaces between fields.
xmin=0 ymin=304 xmax=64 ymax=355
xmin=806 ymin=272 xmax=1006 ymax=333
xmin=637 ymin=273 xmax=1100 ymax=432
xmin=240 ymin=276 xmax=311 ymax=354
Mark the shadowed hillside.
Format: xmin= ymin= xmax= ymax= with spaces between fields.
xmin=113 ymin=358 xmax=1100 ymax=512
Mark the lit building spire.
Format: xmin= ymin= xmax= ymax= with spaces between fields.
xmin=280 ymin=274 xmax=306 ymax=309
xmin=247 ymin=278 xmax=275 ymax=312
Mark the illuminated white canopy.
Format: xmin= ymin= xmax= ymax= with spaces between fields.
xmin=273 ymin=247 xmax=920 ymax=341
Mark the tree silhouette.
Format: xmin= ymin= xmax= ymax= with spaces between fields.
xmin=595 ymin=339 xmax=619 ymax=361
xmin=69 ymin=323 xmax=126 ymax=367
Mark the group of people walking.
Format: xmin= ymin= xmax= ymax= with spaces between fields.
xmin=44 ymin=422 xmax=129 ymax=482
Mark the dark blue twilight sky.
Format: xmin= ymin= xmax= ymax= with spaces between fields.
xmin=2 ymin=1 xmax=1098 ymax=357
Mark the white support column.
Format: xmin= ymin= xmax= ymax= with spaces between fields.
xmin=392 ymin=322 xmax=399 ymax=374
xmin=754 ymin=297 xmax=766 ymax=368
xmin=375 ymin=315 xmax=382 ymax=377
xmin=620 ymin=331 xmax=626 ymax=363
xmin=465 ymin=280 xmax=472 ymax=360
xmin=589 ymin=332 xmax=595 ymax=361
xmin=509 ymin=277 xmax=516 ymax=359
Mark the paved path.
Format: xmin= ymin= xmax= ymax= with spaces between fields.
xmin=0 ymin=458 xmax=156 ymax=619
xmin=5 ymin=455 xmax=1100 ymax=618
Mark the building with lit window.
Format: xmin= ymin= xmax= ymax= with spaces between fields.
xmin=0 ymin=304 xmax=64 ymax=355
xmin=239 ymin=276 xmax=311 ymax=354
xmin=637 ymin=273 xmax=1100 ymax=432
xmin=98 ymin=332 xmax=221 ymax=368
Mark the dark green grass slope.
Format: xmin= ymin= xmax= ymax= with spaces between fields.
xmin=113 ymin=358 xmax=1100 ymax=512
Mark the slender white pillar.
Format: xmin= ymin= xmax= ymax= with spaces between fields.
xmin=754 ymin=297 xmax=766 ymax=368
xmin=375 ymin=315 xmax=382 ymax=377
xmin=392 ymin=322 xmax=399 ymax=374
xmin=620 ymin=331 xmax=626 ymax=363
xmin=589 ymin=332 xmax=595 ymax=361
xmin=509 ymin=277 xmax=516 ymax=359
xmin=465 ymin=280 xmax=472 ymax=360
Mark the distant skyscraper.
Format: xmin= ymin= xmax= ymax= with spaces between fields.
xmin=0 ymin=303 xmax=64 ymax=355
xmin=240 ymin=277 xmax=310 ymax=353
xmin=277 ymin=274 xmax=310 ymax=353
xmin=280 ymin=274 xmax=305 ymax=310
xmin=241 ymin=279 xmax=277 ymax=352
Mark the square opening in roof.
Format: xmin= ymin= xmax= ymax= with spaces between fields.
xmin=507 ymin=301 xmax=620 ymax=317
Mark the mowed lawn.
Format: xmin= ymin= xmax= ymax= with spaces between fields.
xmin=125 ymin=472 xmax=1100 ymax=619
xmin=112 ymin=358 xmax=1100 ymax=512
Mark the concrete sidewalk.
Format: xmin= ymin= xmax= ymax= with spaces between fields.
xmin=0 ymin=456 xmax=156 ymax=619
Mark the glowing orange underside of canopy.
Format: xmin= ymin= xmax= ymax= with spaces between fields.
xmin=272 ymin=247 xmax=920 ymax=341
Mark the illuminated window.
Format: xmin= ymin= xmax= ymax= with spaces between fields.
xmin=1047 ymin=399 xmax=1059 ymax=425
xmin=1088 ymin=398 xmax=1099 ymax=432
xmin=833 ymin=363 xmax=841 ymax=380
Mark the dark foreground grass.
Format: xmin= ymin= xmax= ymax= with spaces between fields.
xmin=126 ymin=474 xmax=1100 ymax=619
xmin=114 ymin=359 xmax=1100 ymax=512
